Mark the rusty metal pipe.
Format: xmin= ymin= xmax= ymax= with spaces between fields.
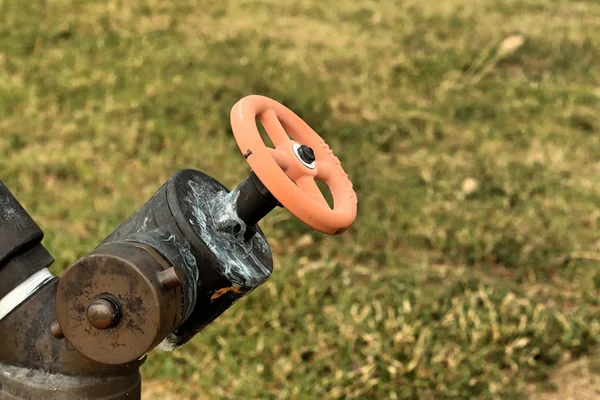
xmin=0 ymin=181 xmax=143 ymax=400
xmin=0 ymin=168 xmax=277 ymax=399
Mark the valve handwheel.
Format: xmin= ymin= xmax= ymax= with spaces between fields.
xmin=230 ymin=95 xmax=357 ymax=234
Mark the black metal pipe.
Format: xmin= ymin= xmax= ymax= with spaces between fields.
xmin=234 ymin=171 xmax=279 ymax=228
xmin=0 ymin=245 xmax=54 ymax=298
xmin=97 ymin=169 xmax=274 ymax=350
xmin=0 ymin=181 xmax=143 ymax=399
xmin=0 ymin=181 xmax=47 ymax=264
xmin=0 ymin=280 xmax=143 ymax=399
xmin=0 ymin=180 xmax=55 ymax=298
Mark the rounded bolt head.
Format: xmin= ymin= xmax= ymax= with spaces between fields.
xmin=50 ymin=320 xmax=64 ymax=339
xmin=158 ymin=266 xmax=184 ymax=290
xmin=297 ymin=145 xmax=316 ymax=164
xmin=87 ymin=297 xmax=120 ymax=330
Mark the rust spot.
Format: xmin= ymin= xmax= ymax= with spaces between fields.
xmin=210 ymin=286 xmax=243 ymax=301
xmin=243 ymin=149 xmax=253 ymax=159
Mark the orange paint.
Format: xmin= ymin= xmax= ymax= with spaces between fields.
xmin=230 ymin=95 xmax=358 ymax=235
xmin=210 ymin=286 xmax=244 ymax=301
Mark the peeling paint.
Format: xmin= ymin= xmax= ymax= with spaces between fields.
xmin=97 ymin=171 xmax=273 ymax=353
xmin=210 ymin=286 xmax=244 ymax=301
xmin=186 ymin=179 xmax=272 ymax=288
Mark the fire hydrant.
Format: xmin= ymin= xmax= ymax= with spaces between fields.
xmin=0 ymin=95 xmax=357 ymax=399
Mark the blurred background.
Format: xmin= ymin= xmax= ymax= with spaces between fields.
xmin=1 ymin=0 xmax=599 ymax=399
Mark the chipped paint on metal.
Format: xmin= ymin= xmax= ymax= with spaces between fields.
xmin=210 ymin=285 xmax=244 ymax=302
xmin=185 ymin=179 xmax=272 ymax=288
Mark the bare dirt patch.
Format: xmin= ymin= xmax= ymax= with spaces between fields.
xmin=529 ymin=358 xmax=600 ymax=400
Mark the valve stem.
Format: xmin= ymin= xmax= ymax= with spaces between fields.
xmin=233 ymin=172 xmax=280 ymax=240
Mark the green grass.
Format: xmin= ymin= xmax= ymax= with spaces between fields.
xmin=1 ymin=0 xmax=600 ymax=398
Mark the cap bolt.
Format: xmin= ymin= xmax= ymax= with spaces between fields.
xmin=87 ymin=297 xmax=121 ymax=330
xmin=297 ymin=145 xmax=316 ymax=164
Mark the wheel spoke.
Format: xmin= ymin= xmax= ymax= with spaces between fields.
xmin=267 ymin=148 xmax=291 ymax=170
xmin=259 ymin=109 xmax=289 ymax=147
xmin=295 ymin=175 xmax=328 ymax=207
xmin=315 ymin=160 xmax=334 ymax=182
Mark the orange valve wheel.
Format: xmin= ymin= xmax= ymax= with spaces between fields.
xmin=230 ymin=95 xmax=357 ymax=234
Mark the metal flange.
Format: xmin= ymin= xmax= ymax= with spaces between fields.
xmin=54 ymin=242 xmax=184 ymax=365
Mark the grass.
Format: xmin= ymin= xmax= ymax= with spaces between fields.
xmin=1 ymin=0 xmax=600 ymax=398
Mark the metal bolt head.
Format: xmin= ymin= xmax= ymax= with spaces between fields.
xmin=158 ymin=266 xmax=184 ymax=289
xmin=87 ymin=297 xmax=120 ymax=330
xmin=297 ymin=145 xmax=316 ymax=164
xmin=50 ymin=320 xmax=64 ymax=339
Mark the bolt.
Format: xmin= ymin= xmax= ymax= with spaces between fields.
xmin=87 ymin=297 xmax=121 ymax=330
xmin=158 ymin=266 xmax=184 ymax=289
xmin=50 ymin=321 xmax=64 ymax=339
xmin=297 ymin=145 xmax=316 ymax=164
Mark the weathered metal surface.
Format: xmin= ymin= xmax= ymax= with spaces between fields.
xmin=0 ymin=181 xmax=55 ymax=302
xmin=0 ymin=280 xmax=144 ymax=376
xmin=158 ymin=266 xmax=184 ymax=289
xmin=55 ymin=242 xmax=183 ymax=365
xmin=0 ymin=268 xmax=54 ymax=321
xmin=0 ymin=168 xmax=278 ymax=398
xmin=0 ymin=181 xmax=45 ymax=267
xmin=98 ymin=178 xmax=199 ymax=326
xmin=0 ymin=180 xmax=144 ymax=399
xmin=99 ymin=169 xmax=274 ymax=350
xmin=86 ymin=297 xmax=121 ymax=330
xmin=0 ymin=245 xmax=54 ymax=301
xmin=184 ymin=177 xmax=273 ymax=287
xmin=0 ymin=363 xmax=140 ymax=400
xmin=50 ymin=320 xmax=64 ymax=339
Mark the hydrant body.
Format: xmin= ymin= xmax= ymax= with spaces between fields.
xmin=0 ymin=95 xmax=357 ymax=399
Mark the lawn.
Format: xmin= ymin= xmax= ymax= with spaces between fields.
xmin=1 ymin=0 xmax=600 ymax=399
